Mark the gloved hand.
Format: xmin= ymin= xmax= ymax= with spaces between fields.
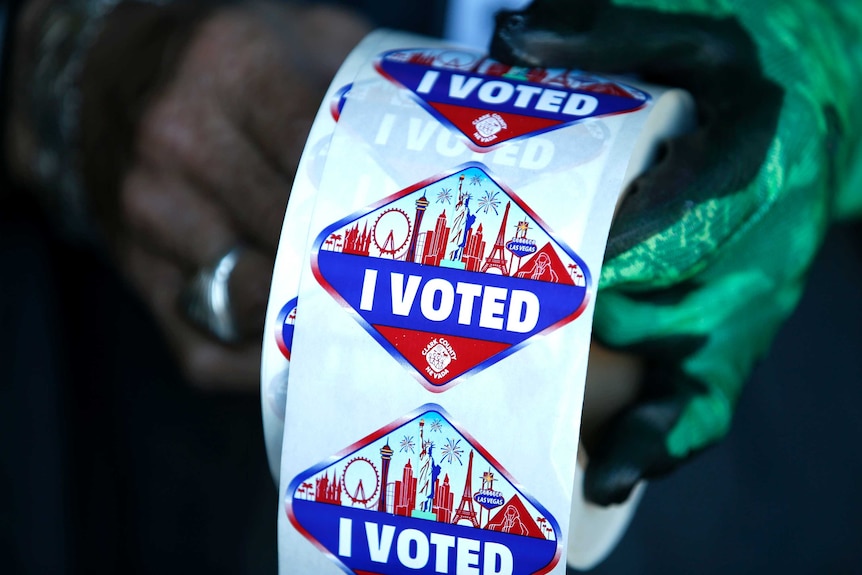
xmin=492 ymin=0 xmax=862 ymax=505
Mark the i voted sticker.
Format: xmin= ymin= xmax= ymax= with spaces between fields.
xmin=374 ymin=48 xmax=648 ymax=150
xmin=286 ymin=405 xmax=561 ymax=575
xmin=329 ymin=78 xmax=614 ymax=189
xmin=275 ymin=298 xmax=298 ymax=360
xmin=312 ymin=164 xmax=591 ymax=391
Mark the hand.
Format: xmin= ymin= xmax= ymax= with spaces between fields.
xmin=79 ymin=1 xmax=369 ymax=390
xmin=492 ymin=0 xmax=862 ymax=504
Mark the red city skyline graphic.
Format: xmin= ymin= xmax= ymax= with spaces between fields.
xmin=291 ymin=410 xmax=556 ymax=541
xmin=320 ymin=166 xmax=586 ymax=288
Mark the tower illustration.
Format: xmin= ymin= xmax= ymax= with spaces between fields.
xmin=406 ymin=193 xmax=429 ymax=263
xmin=422 ymin=211 xmax=449 ymax=266
xmin=480 ymin=201 xmax=512 ymax=274
xmin=378 ymin=441 xmax=393 ymax=512
xmin=451 ymin=450 xmax=480 ymax=528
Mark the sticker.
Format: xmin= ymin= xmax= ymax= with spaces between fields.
xmin=330 ymin=82 xmax=355 ymax=121
xmin=287 ymin=405 xmax=561 ymax=575
xmin=374 ymin=48 xmax=648 ymax=150
xmin=311 ymin=164 xmax=590 ymax=391
xmin=275 ymin=298 xmax=299 ymax=360
xmin=329 ymin=77 xmax=613 ymax=189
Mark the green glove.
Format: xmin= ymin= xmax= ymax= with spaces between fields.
xmin=492 ymin=0 xmax=862 ymax=505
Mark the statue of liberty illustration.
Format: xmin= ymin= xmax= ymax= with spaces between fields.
xmin=419 ymin=445 xmax=442 ymax=515
xmin=411 ymin=418 xmax=437 ymax=519
xmin=444 ymin=174 xmax=476 ymax=270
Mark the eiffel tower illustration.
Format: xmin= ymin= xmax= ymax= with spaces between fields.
xmin=480 ymin=201 xmax=511 ymax=274
xmin=451 ymin=450 xmax=480 ymax=528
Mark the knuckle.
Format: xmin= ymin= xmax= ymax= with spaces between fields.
xmin=119 ymin=173 xmax=157 ymax=230
xmin=137 ymin=101 xmax=207 ymax=172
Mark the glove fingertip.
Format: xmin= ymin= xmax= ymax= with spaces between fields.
xmin=583 ymin=457 xmax=643 ymax=506
xmin=582 ymin=396 xmax=689 ymax=506
xmin=490 ymin=10 xmax=546 ymax=67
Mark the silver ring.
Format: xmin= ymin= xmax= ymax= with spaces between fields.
xmin=182 ymin=246 xmax=243 ymax=344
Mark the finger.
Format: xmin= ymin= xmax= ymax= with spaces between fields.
xmin=232 ymin=4 xmax=371 ymax=177
xmin=119 ymin=167 xmax=239 ymax=270
xmin=225 ymin=9 xmax=326 ymax=179
xmin=491 ymin=3 xmax=762 ymax=85
xmin=583 ymin=330 xmax=708 ymax=504
xmin=606 ymin=73 xmax=782 ymax=261
xmin=136 ymin=93 xmax=290 ymax=252
xmin=123 ymin=243 xmax=262 ymax=390
xmin=120 ymin=168 xmax=275 ymax=340
xmin=582 ymin=393 xmax=690 ymax=505
xmin=208 ymin=7 xmax=323 ymax=179
xmin=490 ymin=3 xmax=783 ymax=271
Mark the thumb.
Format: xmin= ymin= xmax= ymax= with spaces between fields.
xmin=583 ymin=370 xmax=705 ymax=506
xmin=491 ymin=1 xmax=767 ymax=90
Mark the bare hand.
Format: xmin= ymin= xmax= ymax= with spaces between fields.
xmin=90 ymin=2 xmax=369 ymax=389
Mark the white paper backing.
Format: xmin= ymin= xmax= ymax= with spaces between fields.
xmin=261 ymin=30 xmax=694 ymax=574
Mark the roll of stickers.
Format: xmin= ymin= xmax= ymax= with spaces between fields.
xmin=261 ymin=30 xmax=694 ymax=574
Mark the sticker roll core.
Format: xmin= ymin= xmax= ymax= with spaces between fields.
xmin=261 ymin=30 xmax=695 ymax=574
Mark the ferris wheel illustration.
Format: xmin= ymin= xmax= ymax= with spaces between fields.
xmin=372 ymin=208 xmax=412 ymax=258
xmin=341 ymin=457 xmax=380 ymax=507
xmin=435 ymin=50 xmax=481 ymax=70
